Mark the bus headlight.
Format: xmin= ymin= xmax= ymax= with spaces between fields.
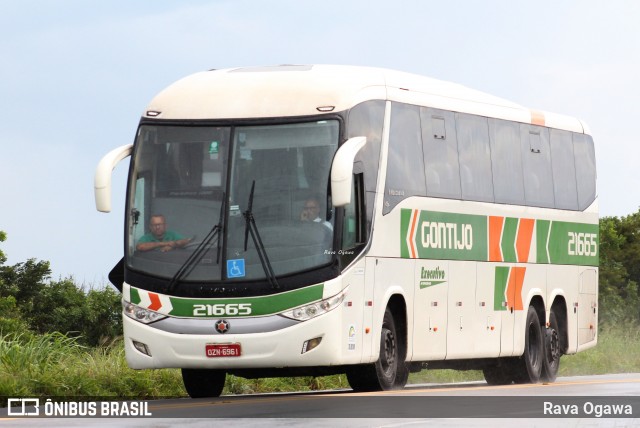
xmin=281 ymin=289 xmax=347 ymax=321
xmin=122 ymin=300 xmax=167 ymax=324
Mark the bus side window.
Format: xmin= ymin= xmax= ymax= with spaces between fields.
xmin=550 ymin=129 xmax=578 ymax=210
xmin=421 ymin=107 xmax=461 ymax=199
xmin=489 ymin=119 xmax=525 ymax=205
xmin=456 ymin=113 xmax=494 ymax=203
xmin=383 ymin=103 xmax=426 ymax=214
xmin=521 ymin=125 xmax=554 ymax=208
xmin=573 ymin=133 xmax=597 ymax=210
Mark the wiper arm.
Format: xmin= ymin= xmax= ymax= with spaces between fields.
xmin=166 ymin=224 xmax=219 ymax=294
xmin=166 ymin=194 xmax=226 ymax=294
xmin=243 ymin=180 xmax=279 ymax=289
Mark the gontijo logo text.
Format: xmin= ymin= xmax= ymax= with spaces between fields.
xmin=401 ymin=209 xmax=598 ymax=266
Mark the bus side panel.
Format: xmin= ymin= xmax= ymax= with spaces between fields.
xmin=412 ymin=260 xmax=448 ymax=361
xmin=340 ymin=259 xmax=368 ymax=364
xmin=474 ymin=263 xmax=503 ymax=358
xmin=577 ymin=268 xmax=598 ymax=352
xmin=445 ymin=261 xmax=477 ymax=359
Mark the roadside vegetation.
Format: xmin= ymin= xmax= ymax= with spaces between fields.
xmin=1 ymin=211 xmax=640 ymax=402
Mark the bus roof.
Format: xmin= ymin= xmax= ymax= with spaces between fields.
xmin=144 ymin=65 xmax=590 ymax=134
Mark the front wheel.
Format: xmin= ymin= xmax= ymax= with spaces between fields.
xmin=182 ymin=368 xmax=226 ymax=398
xmin=347 ymin=308 xmax=408 ymax=391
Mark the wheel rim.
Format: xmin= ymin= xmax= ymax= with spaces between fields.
xmin=381 ymin=327 xmax=396 ymax=375
xmin=527 ymin=321 xmax=541 ymax=367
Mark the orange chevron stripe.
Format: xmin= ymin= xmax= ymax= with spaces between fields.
xmin=409 ymin=209 xmax=419 ymax=258
xmin=516 ymin=218 xmax=535 ymax=263
xmin=148 ymin=292 xmax=162 ymax=311
xmin=489 ymin=216 xmax=504 ymax=262
xmin=507 ymin=267 xmax=526 ymax=311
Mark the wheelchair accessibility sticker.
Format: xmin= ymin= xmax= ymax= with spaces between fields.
xmin=227 ymin=259 xmax=246 ymax=278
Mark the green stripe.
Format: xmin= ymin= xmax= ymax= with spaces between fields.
xmin=166 ymin=284 xmax=324 ymax=317
xmin=501 ymin=218 xmax=518 ymax=263
xmin=130 ymin=287 xmax=141 ymax=305
xmin=493 ymin=266 xmax=509 ymax=311
xmin=400 ymin=209 xmax=412 ymax=258
xmin=420 ymin=280 xmax=446 ymax=289
xmin=536 ymin=220 xmax=598 ymax=266
xmin=536 ymin=220 xmax=551 ymax=263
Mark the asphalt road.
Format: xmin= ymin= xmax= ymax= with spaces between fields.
xmin=2 ymin=373 xmax=639 ymax=427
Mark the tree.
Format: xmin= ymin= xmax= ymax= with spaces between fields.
xmin=0 ymin=231 xmax=122 ymax=346
xmin=598 ymin=214 xmax=640 ymax=325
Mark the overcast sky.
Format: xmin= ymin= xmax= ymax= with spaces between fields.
xmin=1 ymin=0 xmax=638 ymax=284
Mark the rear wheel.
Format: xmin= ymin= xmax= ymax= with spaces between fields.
xmin=541 ymin=310 xmax=561 ymax=382
xmin=347 ymin=308 xmax=408 ymax=391
xmin=513 ymin=306 xmax=543 ymax=383
xmin=181 ymin=369 xmax=226 ymax=398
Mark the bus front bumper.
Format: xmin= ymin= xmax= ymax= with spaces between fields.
xmin=122 ymin=309 xmax=346 ymax=369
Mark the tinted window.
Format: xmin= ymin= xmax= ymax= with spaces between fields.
xmin=550 ymin=129 xmax=579 ymax=210
xmin=384 ymin=103 xmax=426 ymax=214
xmin=421 ymin=108 xmax=461 ymax=199
xmin=348 ymin=100 xmax=385 ymax=228
xmin=574 ymin=133 xmax=597 ymax=210
xmin=521 ymin=125 xmax=554 ymax=208
xmin=456 ymin=113 xmax=494 ymax=202
xmin=489 ymin=119 xmax=525 ymax=205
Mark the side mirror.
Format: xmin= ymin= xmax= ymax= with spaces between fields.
xmin=331 ymin=136 xmax=367 ymax=207
xmin=94 ymin=144 xmax=133 ymax=213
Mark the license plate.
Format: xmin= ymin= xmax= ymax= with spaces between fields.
xmin=205 ymin=343 xmax=241 ymax=358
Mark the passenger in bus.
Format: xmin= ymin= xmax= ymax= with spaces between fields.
xmin=136 ymin=214 xmax=192 ymax=252
xmin=300 ymin=196 xmax=333 ymax=231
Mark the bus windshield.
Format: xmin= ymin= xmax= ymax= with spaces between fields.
xmin=127 ymin=120 xmax=339 ymax=283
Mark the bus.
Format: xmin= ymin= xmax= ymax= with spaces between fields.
xmin=94 ymin=65 xmax=598 ymax=397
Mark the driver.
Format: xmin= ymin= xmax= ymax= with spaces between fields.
xmin=300 ymin=196 xmax=333 ymax=231
xmin=136 ymin=214 xmax=192 ymax=252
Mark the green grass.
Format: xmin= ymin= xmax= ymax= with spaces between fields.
xmin=1 ymin=324 xmax=638 ymax=404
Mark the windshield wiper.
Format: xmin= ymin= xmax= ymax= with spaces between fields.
xmin=243 ymin=180 xmax=279 ymax=289
xmin=166 ymin=194 xmax=226 ymax=294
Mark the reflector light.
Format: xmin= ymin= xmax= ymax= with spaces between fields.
xmin=132 ymin=340 xmax=151 ymax=356
xmin=301 ymin=337 xmax=322 ymax=354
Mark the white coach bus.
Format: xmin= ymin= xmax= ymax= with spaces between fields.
xmin=95 ymin=65 xmax=598 ymax=397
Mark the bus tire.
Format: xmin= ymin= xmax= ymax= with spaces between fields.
xmin=346 ymin=308 xmax=407 ymax=391
xmin=541 ymin=310 xmax=561 ymax=382
xmin=513 ymin=306 xmax=543 ymax=383
xmin=181 ymin=368 xmax=226 ymax=398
